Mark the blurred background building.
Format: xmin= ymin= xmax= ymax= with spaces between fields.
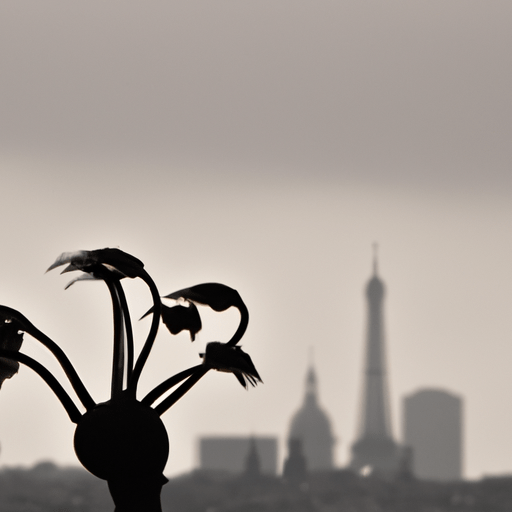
xmin=197 ymin=255 xmax=466 ymax=482
xmin=198 ymin=436 xmax=278 ymax=475
xmin=287 ymin=364 xmax=335 ymax=471
xmin=350 ymin=253 xmax=399 ymax=474
xmin=403 ymin=388 xmax=463 ymax=481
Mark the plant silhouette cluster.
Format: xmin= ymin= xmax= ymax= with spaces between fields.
xmin=0 ymin=248 xmax=261 ymax=511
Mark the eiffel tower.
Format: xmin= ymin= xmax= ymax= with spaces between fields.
xmin=350 ymin=247 xmax=399 ymax=474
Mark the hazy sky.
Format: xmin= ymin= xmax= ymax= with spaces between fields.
xmin=1 ymin=1 xmax=512 ymax=479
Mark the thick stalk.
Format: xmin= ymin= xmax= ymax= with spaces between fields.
xmin=0 ymin=349 xmax=82 ymax=423
xmin=108 ymin=475 xmax=166 ymax=512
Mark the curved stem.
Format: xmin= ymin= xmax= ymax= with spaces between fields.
xmin=0 ymin=349 xmax=82 ymax=423
xmin=142 ymin=365 xmax=202 ymax=406
xmin=0 ymin=306 xmax=95 ymax=411
xmin=114 ymin=281 xmax=134 ymax=383
xmin=107 ymin=280 xmax=125 ymax=399
xmin=154 ymin=366 xmax=209 ymax=416
xmin=128 ymin=269 xmax=161 ymax=396
xmin=227 ymin=301 xmax=249 ymax=346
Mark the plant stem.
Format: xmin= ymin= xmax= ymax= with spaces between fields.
xmin=0 ymin=306 xmax=96 ymax=411
xmin=107 ymin=280 xmax=125 ymax=399
xmin=154 ymin=366 xmax=209 ymax=416
xmin=227 ymin=301 xmax=249 ymax=346
xmin=128 ymin=269 xmax=161 ymax=395
xmin=114 ymin=281 xmax=134 ymax=382
xmin=0 ymin=349 xmax=82 ymax=423
xmin=141 ymin=365 xmax=201 ymax=406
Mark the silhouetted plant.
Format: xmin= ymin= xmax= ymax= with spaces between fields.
xmin=0 ymin=248 xmax=261 ymax=512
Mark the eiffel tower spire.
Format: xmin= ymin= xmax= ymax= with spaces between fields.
xmin=350 ymin=248 xmax=399 ymax=474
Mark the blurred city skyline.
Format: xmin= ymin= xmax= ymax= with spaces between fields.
xmin=1 ymin=1 xmax=512 ymax=480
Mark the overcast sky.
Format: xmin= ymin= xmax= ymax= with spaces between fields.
xmin=1 ymin=1 xmax=512 ymax=480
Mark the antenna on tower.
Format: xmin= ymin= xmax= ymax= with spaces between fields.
xmin=372 ymin=242 xmax=379 ymax=275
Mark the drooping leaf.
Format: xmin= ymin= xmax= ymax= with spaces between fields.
xmin=164 ymin=283 xmax=243 ymax=312
xmin=47 ymin=248 xmax=144 ymax=281
xmin=91 ymin=248 xmax=144 ymax=278
xmin=64 ymin=274 xmax=99 ymax=290
xmin=0 ymin=320 xmax=24 ymax=388
xmin=140 ymin=302 xmax=203 ymax=341
xmin=161 ymin=303 xmax=202 ymax=341
xmin=201 ymin=342 xmax=262 ymax=389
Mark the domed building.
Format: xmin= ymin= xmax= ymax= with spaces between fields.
xmin=287 ymin=365 xmax=335 ymax=471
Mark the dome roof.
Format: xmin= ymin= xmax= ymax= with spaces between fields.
xmin=289 ymin=399 xmax=333 ymax=443
xmin=288 ymin=366 xmax=335 ymax=470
